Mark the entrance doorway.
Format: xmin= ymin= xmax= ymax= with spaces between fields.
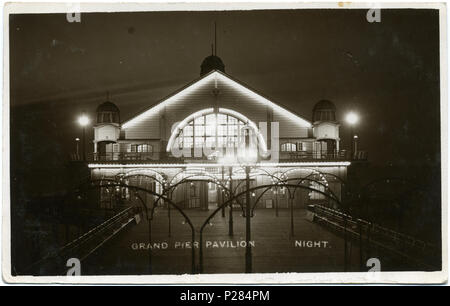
xmin=185 ymin=181 xmax=209 ymax=210
xmin=208 ymin=182 xmax=217 ymax=210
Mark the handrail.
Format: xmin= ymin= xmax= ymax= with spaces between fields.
xmin=61 ymin=206 xmax=135 ymax=253
xmin=311 ymin=204 xmax=440 ymax=269
xmin=22 ymin=206 xmax=140 ymax=275
xmin=313 ymin=204 xmax=438 ymax=250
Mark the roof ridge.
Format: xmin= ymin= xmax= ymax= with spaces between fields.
xmin=122 ymin=70 xmax=311 ymax=129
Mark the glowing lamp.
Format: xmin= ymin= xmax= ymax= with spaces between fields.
xmin=345 ymin=112 xmax=359 ymax=125
xmin=78 ymin=115 xmax=90 ymax=126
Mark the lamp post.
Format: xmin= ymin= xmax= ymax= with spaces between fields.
xmin=345 ymin=112 xmax=359 ymax=160
xmin=78 ymin=112 xmax=90 ymax=161
xmin=135 ymin=192 xmax=152 ymax=274
xmin=244 ymin=165 xmax=252 ymax=273
xmin=353 ymin=135 xmax=359 ymax=158
xmin=274 ymin=186 xmax=279 ymax=217
xmin=228 ymin=166 xmax=234 ymax=236
xmin=344 ymin=111 xmax=358 ymax=271
xmin=75 ymin=138 xmax=80 ymax=159
xmin=221 ymin=165 xmax=226 ymax=218
xmin=218 ymin=155 xmax=235 ymax=237
xmin=237 ymin=126 xmax=258 ymax=273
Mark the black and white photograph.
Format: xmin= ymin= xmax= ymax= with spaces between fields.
xmin=2 ymin=2 xmax=447 ymax=284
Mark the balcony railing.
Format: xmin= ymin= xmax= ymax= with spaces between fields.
xmin=280 ymin=150 xmax=368 ymax=162
xmin=80 ymin=150 xmax=368 ymax=163
xmin=92 ymin=152 xmax=158 ymax=161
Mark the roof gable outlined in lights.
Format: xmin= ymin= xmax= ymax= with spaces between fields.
xmin=121 ymin=70 xmax=312 ymax=130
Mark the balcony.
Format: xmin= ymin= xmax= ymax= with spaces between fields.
xmin=279 ymin=150 xmax=368 ymax=162
xmin=75 ymin=149 xmax=368 ymax=164
xmin=92 ymin=152 xmax=159 ymax=162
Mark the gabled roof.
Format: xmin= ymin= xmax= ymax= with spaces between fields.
xmin=122 ymin=70 xmax=311 ymax=129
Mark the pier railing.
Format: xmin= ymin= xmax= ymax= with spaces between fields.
xmin=23 ymin=205 xmax=141 ymax=275
xmin=309 ymin=204 xmax=440 ymax=270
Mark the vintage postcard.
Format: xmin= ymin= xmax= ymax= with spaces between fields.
xmin=2 ymin=1 xmax=448 ymax=284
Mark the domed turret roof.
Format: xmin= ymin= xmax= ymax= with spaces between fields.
xmin=200 ymin=55 xmax=225 ymax=76
xmin=96 ymin=101 xmax=120 ymax=113
xmin=313 ymin=99 xmax=336 ymax=111
xmin=313 ymin=100 xmax=336 ymax=122
xmin=96 ymin=100 xmax=120 ymax=125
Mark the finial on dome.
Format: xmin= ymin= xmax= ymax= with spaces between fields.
xmin=214 ymin=21 xmax=217 ymax=56
xmin=200 ymin=22 xmax=225 ymax=76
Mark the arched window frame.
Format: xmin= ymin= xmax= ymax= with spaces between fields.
xmin=166 ymin=108 xmax=268 ymax=153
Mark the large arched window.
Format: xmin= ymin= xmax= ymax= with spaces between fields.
xmin=167 ymin=108 xmax=268 ymax=154
xmin=175 ymin=113 xmax=247 ymax=149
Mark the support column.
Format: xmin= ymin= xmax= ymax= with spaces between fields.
xmin=289 ymin=195 xmax=294 ymax=237
xmin=245 ymin=166 xmax=252 ymax=273
xmin=168 ymin=193 xmax=172 ymax=237
xmin=148 ymin=218 xmax=152 ymax=274
xmin=275 ymin=186 xmax=279 ymax=217
xmin=228 ymin=166 xmax=234 ymax=236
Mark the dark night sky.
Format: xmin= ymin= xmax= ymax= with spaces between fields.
xmin=9 ymin=9 xmax=441 ymax=194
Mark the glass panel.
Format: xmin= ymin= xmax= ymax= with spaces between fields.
xmin=281 ymin=143 xmax=297 ymax=152
xmin=194 ymin=137 xmax=204 ymax=147
xmin=194 ymin=116 xmax=204 ymax=125
xmin=183 ymin=125 xmax=193 ymax=136
xmin=217 ymin=125 xmax=227 ymax=136
xmin=205 ymin=137 xmax=215 ymax=148
xmin=228 ymin=136 xmax=238 ymax=147
xmin=228 ymin=125 xmax=238 ymax=135
xmin=205 ymin=124 xmax=215 ymax=136
xmin=195 ymin=125 xmax=205 ymax=136
xmin=218 ymin=114 xmax=227 ymax=124
xmin=137 ymin=144 xmax=151 ymax=152
xmin=217 ymin=137 xmax=226 ymax=147
xmin=184 ymin=137 xmax=193 ymax=148
xmin=228 ymin=116 xmax=237 ymax=124
xmin=205 ymin=114 xmax=216 ymax=125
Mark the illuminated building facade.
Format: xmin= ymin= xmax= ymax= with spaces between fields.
xmin=89 ymin=54 xmax=351 ymax=210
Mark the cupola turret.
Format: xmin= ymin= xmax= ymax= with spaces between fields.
xmin=93 ymin=93 xmax=121 ymax=159
xmin=312 ymin=99 xmax=340 ymax=154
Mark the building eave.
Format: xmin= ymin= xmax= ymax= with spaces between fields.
xmin=121 ymin=70 xmax=312 ymax=129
